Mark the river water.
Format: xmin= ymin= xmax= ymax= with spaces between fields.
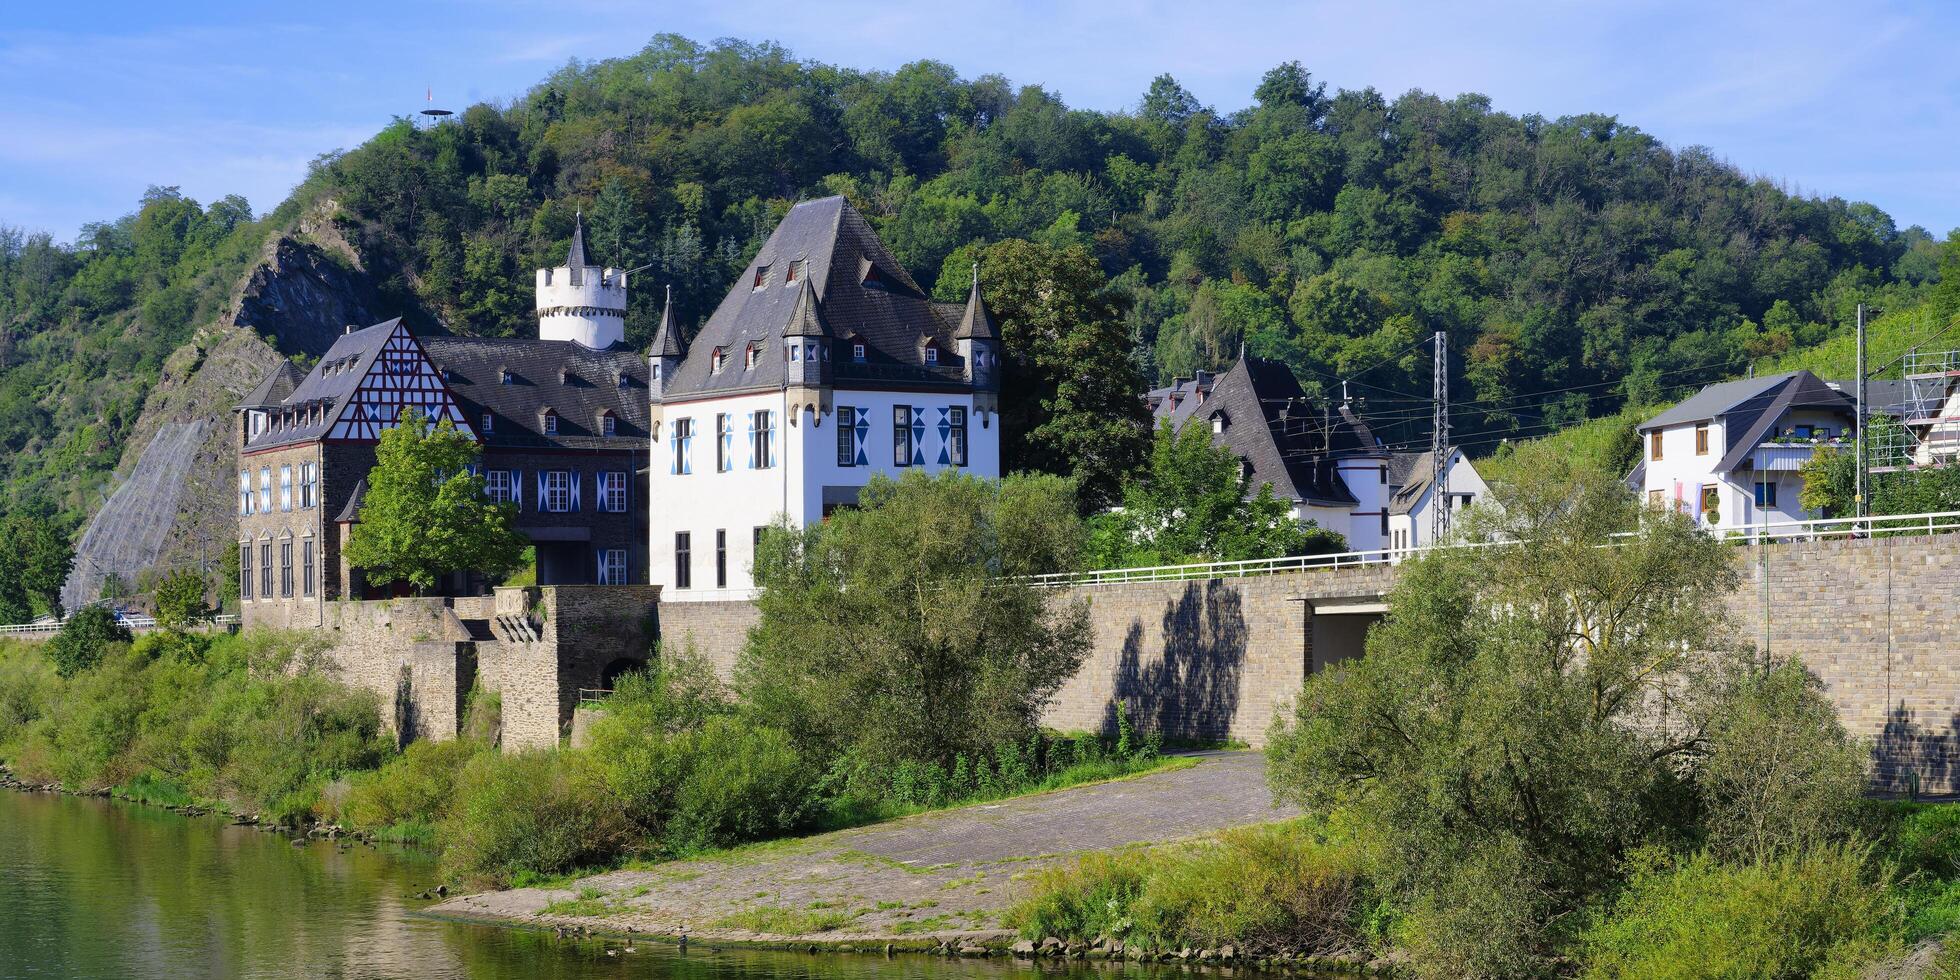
xmin=0 ymin=789 xmax=1121 ymax=980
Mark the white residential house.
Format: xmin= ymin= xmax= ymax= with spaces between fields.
xmin=1145 ymin=353 xmax=1489 ymax=554
xmin=1635 ymin=370 xmax=1857 ymax=528
xmin=1387 ymin=448 xmax=1490 ymax=553
xmin=647 ymin=196 xmax=1002 ymax=600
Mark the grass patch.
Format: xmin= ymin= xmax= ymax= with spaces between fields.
xmin=1008 ymin=818 xmax=1369 ymax=957
xmin=714 ymin=904 xmax=860 ymax=935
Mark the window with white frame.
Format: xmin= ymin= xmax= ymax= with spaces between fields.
xmin=852 ymin=342 xmax=866 ymax=363
xmin=672 ymin=418 xmax=693 ymax=474
xmin=239 ymin=470 xmax=251 ymax=515
xmin=279 ymin=465 xmax=293 ymax=511
xmin=599 ymin=548 xmax=629 ymax=585
xmin=949 ymin=406 xmax=968 ymax=466
xmin=602 ymin=413 xmax=617 ymax=437
xmin=542 ymin=470 xmax=573 ymax=513
xmin=482 ymin=413 xmax=494 ymax=433
xmin=300 ymin=462 xmax=317 ymax=509
xmin=598 ymin=471 xmax=627 ymax=512
xmin=486 ymin=470 xmax=517 ymax=508
xmin=836 ymin=404 xmax=855 ymax=465
xmin=543 ymin=409 xmax=558 ymax=435
xmin=751 ymin=410 xmax=775 ymax=469
xmin=258 ymin=467 xmax=273 ymax=512
xmin=893 ymin=406 xmax=912 ymax=466
xmin=716 ymin=413 xmax=731 ymax=472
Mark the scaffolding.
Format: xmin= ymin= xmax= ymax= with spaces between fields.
xmin=1871 ymin=349 xmax=1960 ymax=473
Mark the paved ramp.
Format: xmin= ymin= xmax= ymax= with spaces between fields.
xmin=435 ymin=751 xmax=1294 ymax=942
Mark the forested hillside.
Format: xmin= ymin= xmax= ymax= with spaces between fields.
xmin=0 ymin=34 xmax=1948 ymax=549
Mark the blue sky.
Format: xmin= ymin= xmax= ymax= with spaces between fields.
xmin=5 ymin=1 xmax=1960 ymax=242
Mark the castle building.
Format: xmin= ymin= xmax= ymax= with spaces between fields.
xmin=235 ymin=216 xmax=649 ymax=628
xmin=648 ymin=196 xmax=1002 ymax=600
xmin=1144 ymin=352 xmax=1486 ymax=554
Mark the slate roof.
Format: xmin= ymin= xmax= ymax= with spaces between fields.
xmin=241 ymin=318 xmax=403 ymax=451
xmin=953 ymin=268 xmax=997 ymax=340
xmin=335 ymin=479 xmax=366 ymax=523
xmin=1638 ymin=372 xmax=1795 ymax=431
xmin=662 ymin=196 xmax=972 ymax=401
xmin=236 ymin=361 xmax=304 ymax=410
xmin=421 ymin=336 xmax=649 ymax=452
xmin=1146 ymin=371 xmax=1220 ymax=430
xmin=1637 ymin=369 xmax=1856 ymax=472
xmin=1180 ymin=356 xmax=1378 ymax=506
xmin=238 ymin=317 xmax=650 ymax=454
xmin=651 ymin=287 xmax=686 ymax=359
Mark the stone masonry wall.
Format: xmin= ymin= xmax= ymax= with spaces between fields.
xmin=1040 ymin=563 xmax=1399 ymax=746
xmin=320 ymin=597 xmax=477 ymax=744
xmin=1727 ymin=534 xmax=1960 ymax=795
xmin=656 ymin=600 xmax=762 ymax=681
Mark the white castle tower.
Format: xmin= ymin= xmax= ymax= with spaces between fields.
xmin=535 ymin=212 xmax=626 ymax=349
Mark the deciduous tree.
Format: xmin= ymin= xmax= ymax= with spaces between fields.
xmin=345 ymin=409 xmax=526 ymax=593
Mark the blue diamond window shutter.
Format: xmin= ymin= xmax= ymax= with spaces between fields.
xmin=537 ymin=471 xmax=547 ymax=511
xmin=571 ymin=471 xmax=581 ymax=512
xmin=512 ymin=470 xmax=522 ymax=511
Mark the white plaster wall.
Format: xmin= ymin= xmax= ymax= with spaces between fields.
xmin=535 ymin=266 xmax=626 ymax=349
xmin=1391 ymin=450 xmax=1491 ymax=551
xmin=649 ymin=388 xmax=1000 ymax=601
xmin=1334 ymin=454 xmax=1392 ymax=552
xmin=1641 ymin=420 xmax=1727 ymax=520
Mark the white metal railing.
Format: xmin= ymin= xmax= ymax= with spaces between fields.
xmin=0 ymin=614 xmax=240 ymax=635
xmin=1025 ymin=510 xmax=1960 ymax=589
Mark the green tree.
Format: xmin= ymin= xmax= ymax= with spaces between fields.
xmin=0 ymin=515 xmax=73 ymax=622
xmin=151 ymin=568 xmax=210 ymax=631
xmin=739 ymin=470 xmax=1090 ymax=770
xmin=1266 ymin=444 xmax=1751 ymax=976
xmin=978 ymin=240 xmax=1150 ymax=511
xmin=47 ymin=605 xmax=132 ymax=677
xmin=1088 ymin=420 xmax=1344 ymax=568
xmin=345 ymin=409 xmax=527 ymax=593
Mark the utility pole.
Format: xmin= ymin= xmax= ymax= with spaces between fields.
xmin=1431 ymin=331 xmax=1450 ymax=545
xmin=1855 ymin=303 xmax=1867 ymax=527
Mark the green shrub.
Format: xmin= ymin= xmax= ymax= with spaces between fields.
xmin=1701 ymin=661 xmax=1868 ymax=861
xmin=1009 ymin=821 xmax=1366 ymax=956
xmin=343 ymin=737 xmax=488 ymax=832
xmin=440 ymin=750 xmax=635 ymax=884
xmin=47 ymin=606 xmax=132 ymax=677
xmin=664 ymin=717 xmax=813 ymax=852
xmin=1579 ymin=845 xmax=1896 ymax=979
xmin=0 ymin=639 xmax=58 ymax=747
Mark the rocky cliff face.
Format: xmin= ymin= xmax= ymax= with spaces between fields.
xmin=62 ymin=213 xmax=397 ymax=605
xmin=230 ymin=215 xmax=389 ymax=357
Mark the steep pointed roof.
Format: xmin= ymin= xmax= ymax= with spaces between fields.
xmin=663 ymin=196 xmax=967 ymax=399
xmin=1179 ymin=354 xmax=1367 ymax=507
xmin=652 ymin=285 xmax=686 ymax=358
xmin=953 ymin=264 xmax=997 ymax=341
xmin=783 ymin=273 xmax=831 ymax=337
xmin=236 ymin=360 xmax=304 ymax=410
xmin=566 ymin=211 xmax=588 ymax=286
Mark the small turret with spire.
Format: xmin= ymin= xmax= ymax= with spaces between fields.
xmin=649 ymin=285 xmax=684 ymax=404
xmin=953 ymin=262 xmax=1000 ymax=413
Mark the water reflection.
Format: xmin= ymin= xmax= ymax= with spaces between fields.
xmin=0 ymin=791 xmax=1258 ymax=980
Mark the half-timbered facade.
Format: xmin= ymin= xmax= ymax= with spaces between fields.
xmin=237 ymin=230 xmax=650 ymax=629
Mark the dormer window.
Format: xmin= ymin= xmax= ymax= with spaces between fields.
xmin=617 ymin=373 xmax=630 ymax=390
xmin=745 ymin=344 xmax=760 ymax=370
xmin=1212 ymin=412 xmax=1229 ymax=434
xmin=711 ymin=348 xmax=725 ymax=374
xmin=852 ymin=342 xmax=866 ymax=363
xmin=602 ymin=413 xmax=617 ymax=437
xmin=752 ymin=266 xmax=770 ymax=290
xmin=482 ymin=413 xmax=494 ymax=433
xmin=500 ymin=368 xmax=513 ymax=385
xmin=924 ymin=346 xmax=939 ymax=365
xmin=785 ymin=259 xmax=803 ymax=285
xmin=441 ymin=367 xmax=455 ymax=382
xmin=862 ymin=265 xmax=885 ymax=288
xmin=542 ymin=409 xmax=558 ymax=435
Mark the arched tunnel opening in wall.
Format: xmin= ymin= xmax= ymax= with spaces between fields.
xmin=1307 ymin=597 xmax=1387 ymax=676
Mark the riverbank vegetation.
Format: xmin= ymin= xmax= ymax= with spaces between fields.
xmin=1013 ymin=448 xmax=1960 ymax=978
xmin=2 ymin=471 xmax=1174 ymax=886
